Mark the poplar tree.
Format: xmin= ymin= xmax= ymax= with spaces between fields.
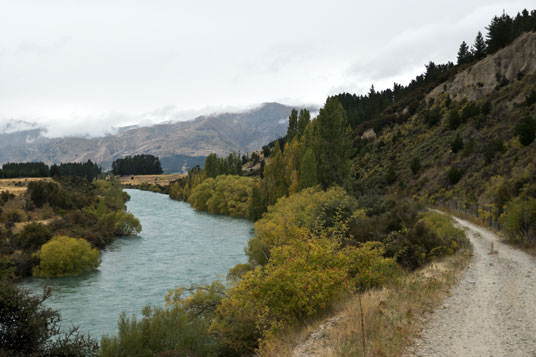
xmin=247 ymin=183 xmax=266 ymax=221
xmin=313 ymin=97 xmax=351 ymax=188
xmin=286 ymin=109 xmax=298 ymax=141
xmin=204 ymin=153 xmax=218 ymax=178
xmin=299 ymin=148 xmax=318 ymax=189
xmin=297 ymin=109 xmax=311 ymax=137
xmin=262 ymin=142 xmax=288 ymax=206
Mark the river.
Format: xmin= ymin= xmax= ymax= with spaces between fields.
xmin=18 ymin=189 xmax=254 ymax=338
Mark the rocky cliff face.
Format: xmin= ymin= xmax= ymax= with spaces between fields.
xmin=429 ymin=31 xmax=536 ymax=102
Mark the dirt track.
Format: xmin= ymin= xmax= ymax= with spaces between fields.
xmin=410 ymin=216 xmax=536 ymax=356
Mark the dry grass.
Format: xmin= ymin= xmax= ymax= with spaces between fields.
xmin=13 ymin=218 xmax=55 ymax=234
xmin=0 ymin=178 xmax=59 ymax=227
xmin=118 ymin=174 xmax=185 ymax=187
xmin=0 ymin=177 xmax=50 ymax=196
xmin=260 ymin=249 xmax=472 ymax=357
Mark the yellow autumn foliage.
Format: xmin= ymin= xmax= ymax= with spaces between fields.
xmin=33 ymin=235 xmax=101 ymax=277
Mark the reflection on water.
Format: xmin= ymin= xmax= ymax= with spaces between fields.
xmin=19 ymin=189 xmax=253 ymax=338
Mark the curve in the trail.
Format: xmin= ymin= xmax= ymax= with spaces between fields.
xmin=410 ymin=215 xmax=536 ymax=357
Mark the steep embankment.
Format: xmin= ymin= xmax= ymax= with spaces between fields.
xmin=409 ymin=216 xmax=536 ymax=356
xmin=428 ymin=31 xmax=536 ymax=103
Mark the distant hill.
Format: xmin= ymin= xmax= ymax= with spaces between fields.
xmin=0 ymin=103 xmax=315 ymax=172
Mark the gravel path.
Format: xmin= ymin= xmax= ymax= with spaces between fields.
xmin=410 ymin=216 xmax=536 ymax=357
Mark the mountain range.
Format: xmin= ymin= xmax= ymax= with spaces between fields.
xmin=0 ymin=102 xmax=315 ymax=172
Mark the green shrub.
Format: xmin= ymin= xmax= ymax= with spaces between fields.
xmin=448 ymin=109 xmax=461 ymax=130
xmin=461 ymin=101 xmax=480 ymax=121
xmin=410 ymin=157 xmax=421 ymax=175
xmin=13 ymin=250 xmax=39 ymax=277
xmin=481 ymin=100 xmax=492 ymax=115
xmin=188 ymin=175 xmax=256 ymax=218
xmin=100 ymin=305 xmax=215 ymax=357
xmin=526 ymin=89 xmax=536 ymax=106
xmin=0 ymin=255 xmax=15 ymax=280
xmin=386 ymin=212 xmax=465 ymax=269
xmin=447 ymin=166 xmax=463 ymax=185
xmin=17 ymin=222 xmax=52 ymax=251
xmin=450 ymin=134 xmax=464 ymax=153
xmin=0 ymin=282 xmax=98 ymax=356
xmin=502 ymin=197 xmax=536 ymax=244
xmin=227 ymin=263 xmax=253 ymax=282
xmin=2 ymin=209 xmax=25 ymax=223
xmin=27 ymin=181 xmax=60 ymax=208
xmin=247 ymin=186 xmax=359 ymax=265
xmin=423 ymin=107 xmax=442 ymax=127
xmin=112 ymin=211 xmax=142 ymax=236
xmin=32 ymin=235 xmax=101 ymax=277
xmin=385 ymin=164 xmax=397 ymax=185
xmin=419 ymin=212 xmax=467 ymax=254
xmin=212 ymin=237 xmax=396 ymax=354
xmin=0 ymin=191 xmax=15 ymax=204
xmin=483 ymin=139 xmax=505 ymax=163
xmin=462 ymin=138 xmax=475 ymax=155
xmin=515 ymin=116 xmax=536 ymax=146
xmin=27 ymin=178 xmax=95 ymax=210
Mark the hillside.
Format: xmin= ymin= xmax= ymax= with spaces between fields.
xmin=350 ymin=32 xmax=536 ymax=216
xmin=0 ymin=103 xmax=315 ymax=172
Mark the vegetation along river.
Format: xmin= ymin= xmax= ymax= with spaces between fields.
xmin=18 ymin=189 xmax=254 ymax=338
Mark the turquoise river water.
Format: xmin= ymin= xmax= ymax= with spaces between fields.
xmin=18 ymin=189 xmax=253 ymax=338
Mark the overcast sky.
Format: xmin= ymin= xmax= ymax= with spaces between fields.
xmin=0 ymin=0 xmax=533 ymax=137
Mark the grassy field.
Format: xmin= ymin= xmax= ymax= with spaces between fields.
xmin=118 ymin=174 xmax=186 ymax=187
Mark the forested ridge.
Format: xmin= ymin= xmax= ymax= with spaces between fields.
xmin=3 ymin=7 xmax=536 ymax=357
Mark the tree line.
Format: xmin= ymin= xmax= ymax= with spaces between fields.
xmin=457 ymin=9 xmax=536 ymax=65
xmin=0 ymin=161 xmax=102 ymax=181
xmin=204 ymin=152 xmax=242 ymax=178
xmin=111 ymin=154 xmax=163 ymax=175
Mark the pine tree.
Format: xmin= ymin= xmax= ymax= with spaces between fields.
xmin=457 ymin=41 xmax=472 ymax=65
xmin=286 ymin=109 xmax=298 ymax=141
xmin=472 ymin=31 xmax=487 ymax=60
xmin=485 ymin=13 xmax=514 ymax=54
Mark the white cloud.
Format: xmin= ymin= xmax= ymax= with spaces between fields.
xmin=0 ymin=0 xmax=534 ymax=137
